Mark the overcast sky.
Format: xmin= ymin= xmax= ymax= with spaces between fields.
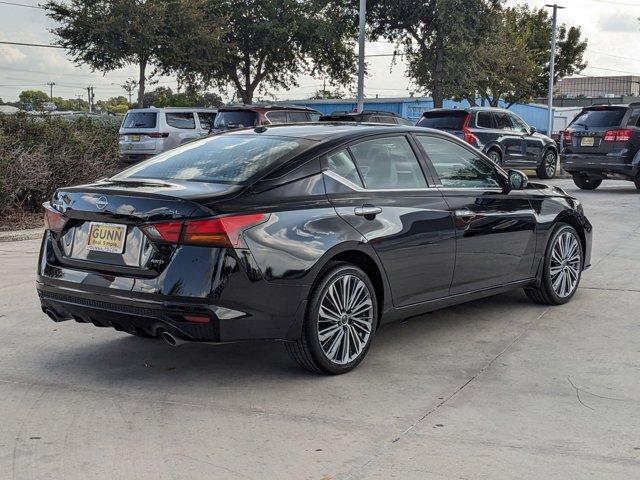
xmin=1 ymin=0 xmax=639 ymax=103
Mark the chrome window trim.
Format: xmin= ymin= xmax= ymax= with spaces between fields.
xmin=323 ymin=170 xmax=438 ymax=193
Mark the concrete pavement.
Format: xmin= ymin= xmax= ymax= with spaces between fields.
xmin=0 ymin=179 xmax=638 ymax=479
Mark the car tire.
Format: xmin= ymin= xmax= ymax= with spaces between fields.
xmin=285 ymin=262 xmax=378 ymax=374
xmin=525 ymin=224 xmax=583 ymax=306
xmin=634 ymin=176 xmax=640 ymax=191
xmin=537 ymin=149 xmax=557 ymax=179
xmin=487 ymin=149 xmax=502 ymax=166
xmin=572 ymin=173 xmax=602 ymax=190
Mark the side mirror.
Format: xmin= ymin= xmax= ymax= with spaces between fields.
xmin=508 ymin=169 xmax=528 ymax=190
xmin=529 ymin=126 xmax=537 ymax=135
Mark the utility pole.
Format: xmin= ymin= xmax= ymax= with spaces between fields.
xmin=356 ymin=0 xmax=366 ymax=113
xmin=47 ymin=81 xmax=55 ymax=101
xmin=87 ymin=86 xmax=94 ymax=113
xmin=545 ymin=4 xmax=565 ymax=136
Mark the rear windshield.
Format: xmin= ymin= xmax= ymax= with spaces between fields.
xmin=570 ymin=108 xmax=626 ymax=129
xmin=213 ymin=111 xmax=258 ymax=129
xmin=122 ymin=112 xmax=157 ymax=128
xmin=417 ymin=111 xmax=468 ymax=130
xmin=113 ymin=135 xmax=307 ymax=184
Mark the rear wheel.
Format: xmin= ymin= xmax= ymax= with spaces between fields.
xmin=525 ymin=224 xmax=583 ymax=305
xmin=537 ymin=149 xmax=557 ymax=179
xmin=285 ymin=263 xmax=377 ymax=374
xmin=572 ymin=173 xmax=602 ymax=190
xmin=487 ymin=149 xmax=502 ymax=166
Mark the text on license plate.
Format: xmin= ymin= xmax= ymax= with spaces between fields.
xmin=581 ymin=137 xmax=595 ymax=147
xmin=87 ymin=223 xmax=127 ymax=253
xmin=130 ymin=134 xmax=141 ymax=142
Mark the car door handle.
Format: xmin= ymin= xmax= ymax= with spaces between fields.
xmin=454 ymin=209 xmax=476 ymax=222
xmin=355 ymin=206 xmax=382 ymax=218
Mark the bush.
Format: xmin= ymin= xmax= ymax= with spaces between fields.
xmin=0 ymin=113 xmax=120 ymax=214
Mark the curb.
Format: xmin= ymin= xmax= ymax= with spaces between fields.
xmin=0 ymin=228 xmax=44 ymax=243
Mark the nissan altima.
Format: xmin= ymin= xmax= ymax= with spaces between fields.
xmin=37 ymin=124 xmax=592 ymax=374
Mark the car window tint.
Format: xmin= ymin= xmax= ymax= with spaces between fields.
xmin=570 ymin=108 xmax=626 ymax=128
xmin=122 ymin=112 xmax=157 ymax=128
xmin=288 ymin=111 xmax=309 ymax=123
xmin=416 ymin=110 xmax=467 ymax=130
xmin=395 ymin=117 xmax=413 ymax=126
xmin=266 ymin=111 xmax=287 ymax=124
xmin=476 ymin=112 xmax=493 ymax=128
xmin=417 ymin=135 xmax=500 ymax=189
xmin=350 ymin=136 xmax=427 ymax=189
xmin=166 ymin=112 xmax=196 ymax=129
xmin=494 ymin=113 xmax=514 ymax=130
xmin=197 ymin=112 xmax=216 ymax=130
xmin=510 ymin=114 xmax=529 ymax=132
xmin=309 ymin=112 xmax=321 ymax=122
xmin=378 ymin=116 xmax=398 ymax=124
xmin=326 ymin=150 xmax=363 ymax=187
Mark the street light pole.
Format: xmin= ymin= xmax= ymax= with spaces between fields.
xmin=545 ymin=4 xmax=565 ymax=136
xmin=356 ymin=0 xmax=366 ymax=113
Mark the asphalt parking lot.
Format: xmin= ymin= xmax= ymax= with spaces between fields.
xmin=1 ymin=178 xmax=639 ymax=480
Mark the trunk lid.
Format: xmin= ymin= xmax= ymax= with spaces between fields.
xmin=565 ymin=106 xmax=629 ymax=155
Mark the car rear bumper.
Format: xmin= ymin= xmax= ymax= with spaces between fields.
xmin=560 ymin=152 xmax=638 ymax=178
xmin=119 ymin=153 xmax=155 ymax=164
xmin=37 ymin=233 xmax=308 ymax=342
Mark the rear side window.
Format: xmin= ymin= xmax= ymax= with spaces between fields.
xmin=349 ymin=136 xmax=427 ymax=189
xmin=166 ymin=112 xmax=196 ymax=129
xmin=214 ymin=111 xmax=258 ymax=129
xmin=416 ymin=111 xmax=467 ymax=130
xmin=122 ymin=112 xmax=157 ymax=128
xmin=325 ymin=149 xmax=363 ymax=187
xmin=417 ymin=135 xmax=500 ymax=189
xmin=114 ymin=135 xmax=307 ymax=184
xmin=287 ymin=111 xmax=310 ymax=123
xmin=197 ymin=112 xmax=216 ymax=130
xmin=570 ymin=108 xmax=626 ymax=129
xmin=476 ymin=112 xmax=494 ymax=128
xmin=309 ymin=112 xmax=321 ymax=122
xmin=266 ymin=111 xmax=288 ymax=124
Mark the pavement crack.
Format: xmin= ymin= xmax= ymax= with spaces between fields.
xmin=567 ymin=376 xmax=595 ymax=411
xmin=567 ymin=376 xmax=629 ymax=409
xmin=342 ymin=308 xmax=550 ymax=480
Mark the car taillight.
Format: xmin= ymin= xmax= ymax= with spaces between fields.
xmin=604 ymin=129 xmax=633 ymax=142
xmin=182 ymin=213 xmax=269 ymax=247
xmin=43 ymin=202 xmax=69 ymax=233
xmin=140 ymin=221 xmax=183 ymax=243
xmin=562 ymin=130 xmax=572 ymax=142
xmin=462 ymin=114 xmax=478 ymax=146
xmin=147 ymin=132 xmax=169 ymax=138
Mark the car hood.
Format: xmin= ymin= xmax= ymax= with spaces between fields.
xmin=527 ymin=181 xmax=572 ymax=198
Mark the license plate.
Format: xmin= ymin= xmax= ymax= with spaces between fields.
xmin=581 ymin=137 xmax=595 ymax=147
xmin=130 ymin=135 xmax=141 ymax=142
xmin=87 ymin=223 xmax=127 ymax=253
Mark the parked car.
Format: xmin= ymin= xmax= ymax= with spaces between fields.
xmin=417 ymin=107 xmax=558 ymax=179
xmin=211 ymin=104 xmax=321 ymax=133
xmin=38 ymin=124 xmax=591 ymax=374
xmin=119 ymin=107 xmax=217 ymax=163
xmin=560 ymin=104 xmax=640 ymax=190
xmin=318 ymin=110 xmax=413 ymax=125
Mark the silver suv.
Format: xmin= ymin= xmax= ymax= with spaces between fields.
xmin=119 ymin=107 xmax=217 ymax=163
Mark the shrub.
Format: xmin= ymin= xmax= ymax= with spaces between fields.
xmin=0 ymin=113 xmax=120 ymax=213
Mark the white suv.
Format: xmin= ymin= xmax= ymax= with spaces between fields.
xmin=119 ymin=107 xmax=217 ymax=163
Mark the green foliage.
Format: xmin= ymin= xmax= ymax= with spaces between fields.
xmin=309 ymin=89 xmax=345 ymax=100
xmin=158 ymin=0 xmax=357 ymax=104
xmin=19 ymin=90 xmax=50 ymax=110
xmin=143 ymin=86 xmax=224 ymax=108
xmin=95 ymin=96 xmax=129 ymax=114
xmin=52 ymin=96 xmax=89 ymax=111
xmin=0 ymin=113 xmax=120 ymax=213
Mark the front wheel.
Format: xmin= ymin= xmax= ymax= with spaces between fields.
xmin=537 ymin=150 xmax=557 ymax=179
xmin=572 ymin=173 xmax=602 ymax=190
xmin=525 ymin=224 xmax=583 ymax=305
xmin=285 ymin=263 xmax=378 ymax=374
xmin=634 ymin=175 xmax=640 ymax=191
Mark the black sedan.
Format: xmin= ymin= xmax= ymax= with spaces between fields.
xmin=37 ymin=124 xmax=592 ymax=374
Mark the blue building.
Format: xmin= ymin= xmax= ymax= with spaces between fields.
xmin=290 ymin=97 xmax=553 ymax=134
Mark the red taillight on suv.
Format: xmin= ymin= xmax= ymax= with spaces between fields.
xmin=562 ymin=130 xmax=572 ymax=143
xmin=43 ymin=202 xmax=68 ymax=233
xmin=603 ymin=129 xmax=633 ymax=142
xmin=462 ymin=114 xmax=478 ymax=146
xmin=140 ymin=213 xmax=269 ymax=248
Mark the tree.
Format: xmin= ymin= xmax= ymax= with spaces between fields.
xmin=45 ymin=0 xmax=169 ymax=107
xmin=19 ymin=90 xmax=50 ymax=110
xmin=95 ymin=96 xmax=129 ymax=114
xmin=52 ymin=96 xmax=89 ymax=111
xmin=142 ymin=86 xmax=224 ymax=108
xmin=159 ymin=0 xmax=357 ymax=104
xmin=309 ymin=88 xmax=345 ymax=100
xmin=369 ymin=0 xmax=499 ymax=108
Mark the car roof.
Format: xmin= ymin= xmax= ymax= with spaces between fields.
xmin=221 ymin=122 xmax=439 ymax=142
xmin=125 ymin=107 xmax=218 ymax=113
xmin=220 ymin=104 xmax=320 ymax=113
xmin=423 ymin=107 xmax=515 ymax=114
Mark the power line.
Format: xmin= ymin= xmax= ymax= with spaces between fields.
xmin=0 ymin=40 xmax=63 ymax=48
xmin=0 ymin=0 xmax=42 ymax=8
xmin=584 ymin=0 xmax=640 ymax=6
xmin=587 ymin=49 xmax=640 ymax=63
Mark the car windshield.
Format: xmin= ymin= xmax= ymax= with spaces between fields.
xmin=113 ymin=134 xmax=308 ymax=184
xmin=122 ymin=112 xmax=157 ymax=128
xmin=213 ymin=111 xmax=258 ymax=130
xmin=570 ymin=109 xmax=626 ymax=129
xmin=416 ymin=111 xmax=467 ymax=130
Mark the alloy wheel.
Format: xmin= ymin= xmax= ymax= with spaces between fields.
xmin=545 ymin=151 xmax=557 ymax=177
xmin=549 ymin=231 xmax=581 ymax=298
xmin=317 ymin=274 xmax=374 ymax=365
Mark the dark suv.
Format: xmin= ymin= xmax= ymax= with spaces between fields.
xmin=319 ymin=110 xmax=413 ymax=125
xmin=211 ymin=104 xmax=321 ymax=133
xmin=417 ymin=107 xmax=558 ymax=179
xmin=561 ymin=104 xmax=640 ymax=190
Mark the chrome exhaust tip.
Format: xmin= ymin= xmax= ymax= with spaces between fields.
xmin=43 ymin=308 xmax=60 ymax=322
xmin=161 ymin=331 xmax=187 ymax=347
